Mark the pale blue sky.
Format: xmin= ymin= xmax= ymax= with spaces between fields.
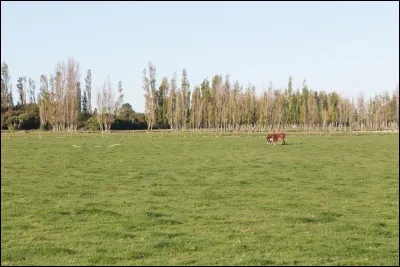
xmin=1 ymin=1 xmax=398 ymax=112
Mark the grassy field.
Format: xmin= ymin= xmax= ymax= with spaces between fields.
xmin=1 ymin=132 xmax=399 ymax=266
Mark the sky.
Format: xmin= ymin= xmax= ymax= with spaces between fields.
xmin=1 ymin=1 xmax=399 ymax=112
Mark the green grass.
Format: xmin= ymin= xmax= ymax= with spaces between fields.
xmin=1 ymin=132 xmax=399 ymax=266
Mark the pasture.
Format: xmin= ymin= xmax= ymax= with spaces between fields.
xmin=1 ymin=131 xmax=399 ymax=266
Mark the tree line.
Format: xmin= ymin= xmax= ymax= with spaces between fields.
xmin=143 ymin=62 xmax=399 ymax=132
xmin=1 ymin=59 xmax=147 ymax=131
xmin=1 ymin=59 xmax=398 ymax=132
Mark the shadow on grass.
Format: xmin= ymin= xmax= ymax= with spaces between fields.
xmin=265 ymin=142 xmax=300 ymax=146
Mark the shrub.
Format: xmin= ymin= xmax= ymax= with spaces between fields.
xmin=84 ymin=116 xmax=100 ymax=131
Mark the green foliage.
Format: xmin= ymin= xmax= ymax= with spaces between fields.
xmin=1 ymin=114 xmax=6 ymax=129
xmin=5 ymin=115 xmax=22 ymax=130
xmin=156 ymin=77 xmax=169 ymax=128
xmin=39 ymin=122 xmax=52 ymax=131
xmin=85 ymin=69 xmax=92 ymax=113
xmin=120 ymin=103 xmax=134 ymax=118
xmin=76 ymin=82 xmax=82 ymax=113
xmin=82 ymin=91 xmax=88 ymax=114
xmin=1 ymin=103 xmax=8 ymax=114
xmin=1 ymin=133 xmax=398 ymax=265
xmin=111 ymin=110 xmax=147 ymax=130
xmin=1 ymin=62 xmax=14 ymax=109
xmin=131 ymin=112 xmax=147 ymax=129
xmin=77 ymin=112 xmax=92 ymax=129
xmin=1 ymin=105 xmax=39 ymax=130
xmin=84 ymin=115 xmax=100 ymax=131
xmin=18 ymin=112 xmax=40 ymax=130
xmin=1 ymin=101 xmax=148 ymax=131
xmin=16 ymin=77 xmax=25 ymax=105
xmin=110 ymin=118 xmax=140 ymax=130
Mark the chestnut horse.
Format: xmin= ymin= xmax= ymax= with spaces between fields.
xmin=265 ymin=132 xmax=286 ymax=145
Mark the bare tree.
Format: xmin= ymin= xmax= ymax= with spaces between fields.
xmin=96 ymin=88 xmax=105 ymax=132
xmin=76 ymin=81 xmax=82 ymax=113
xmin=149 ymin=62 xmax=158 ymax=130
xmin=143 ymin=68 xmax=152 ymax=130
xmin=143 ymin=62 xmax=157 ymax=130
xmin=22 ymin=76 xmax=27 ymax=106
xmin=357 ymin=92 xmax=366 ymax=131
xmin=104 ymin=77 xmax=115 ymax=131
xmin=96 ymin=77 xmax=115 ymax=132
xmin=55 ymin=61 xmax=66 ymax=132
xmin=85 ymin=69 xmax=92 ymax=114
xmin=307 ymin=90 xmax=317 ymax=130
xmin=231 ymin=81 xmax=241 ymax=130
xmin=115 ymin=81 xmax=124 ymax=116
xmin=175 ymin=86 xmax=184 ymax=129
xmin=7 ymin=84 xmax=13 ymax=108
xmin=190 ymin=86 xmax=201 ymax=130
xmin=221 ymin=75 xmax=230 ymax=131
xmin=16 ymin=77 xmax=25 ymax=106
xmin=38 ymin=74 xmax=50 ymax=128
xmin=1 ymin=62 xmax=10 ymax=109
xmin=65 ymin=57 xmax=80 ymax=131
xmin=181 ymin=68 xmax=190 ymax=129
xmin=48 ymin=74 xmax=56 ymax=130
xmin=167 ymin=73 xmax=177 ymax=130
